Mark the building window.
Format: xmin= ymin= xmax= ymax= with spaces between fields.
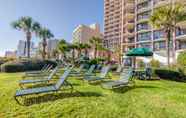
xmin=137 ymin=22 xmax=150 ymax=31
xmin=154 ymin=41 xmax=166 ymax=51
xmin=153 ymin=30 xmax=165 ymax=40
xmin=137 ymin=11 xmax=151 ymax=21
xmin=176 ymin=28 xmax=186 ymax=36
xmin=137 ymin=32 xmax=151 ymax=41
xmin=137 ymin=1 xmax=150 ymax=11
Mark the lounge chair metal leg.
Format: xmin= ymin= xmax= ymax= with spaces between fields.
xmin=14 ymin=96 xmax=24 ymax=106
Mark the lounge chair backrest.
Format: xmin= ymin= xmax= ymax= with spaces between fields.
xmin=119 ymin=69 xmax=133 ymax=82
xmin=41 ymin=64 xmax=47 ymax=71
xmin=87 ymin=65 xmax=96 ymax=74
xmin=54 ymin=68 xmax=72 ymax=90
xmin=45 ymin=65 xmax=53 ymax=72
xmin=41 ymin=65 xmax=50 ymax=72
xmin=77 ymin=64 xmax=84 ymax=73
xmin=47 ymin=66 xmax=59 ymax=80
xmin=116 ymin=65 xmax=123 ymax=73
xmin=100 ymin=65 xmax=110 ymax=78
xmin=64 ymin=65 xmax=70 ymax=71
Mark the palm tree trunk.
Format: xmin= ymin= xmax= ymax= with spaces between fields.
xmin=166 ymin=30 xmax=171 ymax=67
xmin=94 ymin=47 xmax=97 ymax=59
xmin=42 ymin=38 xmax=47 ymax=59
xmin=26 ymin=32 xmax=31 ymax=58
xmin=172 ymin=28 xmax=176 ymax=63
xmin=72 ymin=49 xmax=75 ymax=64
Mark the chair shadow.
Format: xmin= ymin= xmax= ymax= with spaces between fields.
xmin=24 ymin=91 xmax=103 ymax=106
xmin=112 ymin=85 xmax=161 ymax=93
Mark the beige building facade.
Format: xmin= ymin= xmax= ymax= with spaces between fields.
xmin=72 ymin=23 xmax=103 ymax=44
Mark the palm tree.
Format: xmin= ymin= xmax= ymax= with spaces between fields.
xmin=57 ymin=39 xmax=68 ymax=60
xmin=89 ymin=37 xmax=103 ymax=59
xmin=150 ymin=3 xmax=186 ymax=66
xmin=37 ymin=28 xmax=54 ymax=59
xmin=76 ymin=43 xmax=85 ymax=58
xmin=11 ymin=16 xmax=40 ymax=58
xmin=113 ymin=47 xmax=122 ymax=64
xmin=83 ymin=43 xmax=91 ymax=57
xmin=68 ymin=43 xmax=78 ymax=63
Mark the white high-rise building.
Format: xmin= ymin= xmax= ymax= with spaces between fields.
xmin=72 ymin=23 xmax=103 ymax=44
xmin=17 ymin=40 xmax=35 ymax=57
xmin=47 ymin=39 xmax=59 ymax=53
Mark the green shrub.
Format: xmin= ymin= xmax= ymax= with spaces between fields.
xmin=150 ymin=59 xmax=160 ymax=68
xmin=1 ymin=59 xmax=57 ymax=73
xmin=137 ymin=60 xmax=145 ymax=68
xmin=154 ymin=69 xmax=185 ymax=81
xmin=177 ymin=51 xmax=186 ymax=67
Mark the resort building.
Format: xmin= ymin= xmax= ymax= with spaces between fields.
xmin=17 ymin=40 xmax=35 ymax=58
xmin=104 ymin=0 xmax=186 ymax=64
xmin=104 ymin=0 xmax=135 ymax=53
xmin=47 ymin=39 xmax=59 ymax=57
xmin=5 ymin=51 xmax=17 ymax=58
xmin=72 ymin=23 xmax=103 ymax=44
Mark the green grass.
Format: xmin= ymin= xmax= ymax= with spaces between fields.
xmin=0 ymin=72 xmax=186 ymax=118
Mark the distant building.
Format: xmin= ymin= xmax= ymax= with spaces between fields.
xmin=5 ymin=51 xmax=17 ymax=58
xmin=38 ymin=39 xmax=59 ymax=58
xmin=72 ymin=23 xmax=103 ymax=44
xmin=47 ymin=39 xmax=59 ymax=57
xmin=17 ymin=40 xmax=35 ymax=57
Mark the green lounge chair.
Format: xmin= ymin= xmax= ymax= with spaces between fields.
xmin=14 ymin=68 xmax=73 ymax=105
xmin=84 ymin=65 xmax=96 ymax=76
xmin=70 ymin=64 xmax=85 ymax=76
xmin=25 ymin=64 xmax=50 ymax=74
xmin=101 ymin=69 xmax=134 ymax=89
xmin=115 ymin=65 xmax=123 ymax=73
xmin=19 ymin=66 xmax=59 ymax=88
xmin=23 ymin=65 xmax=53 ymax=78
xmin=84 ymin=65 xmax=110 ymax=82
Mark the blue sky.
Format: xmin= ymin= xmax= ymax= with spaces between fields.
xmin=0 ymin=0 xmax=104 ymax=56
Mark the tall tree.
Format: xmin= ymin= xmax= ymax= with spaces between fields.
xmin=150 ymin=3 xmax=186 ymax=66
xmin=37 ymin=28 xmax=54 ymax=59
xmin=57 ymin=39 xmax=68 ymax=60
xmin=68 ymin=43 xmax=78 ymax=63
xmin=89 ymin=37 xmax=103 ymax=59
xmin=83 ymin=43 xmax=91 ymax=57
xmin=11 ymin=16 xmax=40 ymax=58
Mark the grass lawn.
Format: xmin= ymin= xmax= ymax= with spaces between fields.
xmin=0 ymin=72 xmax=186 ymax=118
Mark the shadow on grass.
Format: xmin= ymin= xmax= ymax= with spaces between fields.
xmin=112 ymin=85 xmax=161 ymax=93
xmin=23 ymin=91 xmax=102 ymax=106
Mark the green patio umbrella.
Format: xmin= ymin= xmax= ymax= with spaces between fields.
xmin=126 ymin=48 xmax=153 ymax=57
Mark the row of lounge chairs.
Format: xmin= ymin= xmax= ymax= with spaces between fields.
xmin=14 ymin=63 xmax=134 ymax=105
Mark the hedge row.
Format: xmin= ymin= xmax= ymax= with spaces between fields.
xmin=154 ymin=69 xmax=185 ymax=81
xmin=1 ymin=59 xmax=57 ymax=73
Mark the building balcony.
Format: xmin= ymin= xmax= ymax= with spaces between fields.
xmin=137 ymin=29 xmax=151 ymax=33
xmin=137 ymin=7 xmax=152 ymax=14
xmin=125 ymin=13 xmax=135 ymax=20
xmin=176 ymin=34 xmax=186 ymax=41
xmin=137 ymin=0 xmax=149 ymax=4
xmin=137 ymin=18 xmax=149 ymax=24
xmin=136 ymin=39 xmax=152 ymax=44
xmin=154 ymin=0 xmax=169 ymax=8
xmin=123 ymin=32 xmax=135 ymax=38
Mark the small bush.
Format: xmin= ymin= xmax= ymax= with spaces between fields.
xmin=150 ymin=59 xmax=160 ymax=68
xmin=154 ymin=69 xmax=185 ymax=81
xmin=1 ymin=59 xmax=57 ymax=73
xmin=137 ymin=60 xmax=145 ymax=68
xmin=177 ymin=51 xmax=186 ymax=74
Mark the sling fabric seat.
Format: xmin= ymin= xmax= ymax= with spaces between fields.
xmin=101 ymin=69 xmax=133 ymax=89
xmin=20 ymin=66 xmax=59 ymax=85
xmin=15 ymin=68 xmax=73 ymax=105
xmin=85 ymin=65 xmax=110 ymax=82
xmin=84 ymin=65 xmax=96 ymax=76
xmin=15 ymin=86 xmax=56 ymax=96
